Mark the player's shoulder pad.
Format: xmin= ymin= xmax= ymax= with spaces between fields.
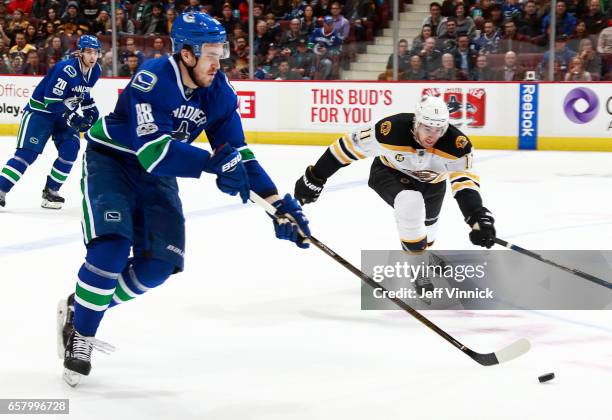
xmin=435 ymin=124 xmax=473 ymax=158
xmin=57 ymin=58 xmax=79 ymax=79
xmin=130 ymin=56 xmax=174 ymax=93
xmin=131 ymin=68 xmax=159 ymax=94
xmin=129 ymin=57 xmax=180 ymax=106
xmin=374 ymin=113 xmax=415 ymax=146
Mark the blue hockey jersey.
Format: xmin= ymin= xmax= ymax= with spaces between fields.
xmin=309 ymin=28 xmax=343 ymax=52
xmin=85 ymin=55 xmax=276 ymax=195
xmin=25 ymin=57 xmax=101 ymax=117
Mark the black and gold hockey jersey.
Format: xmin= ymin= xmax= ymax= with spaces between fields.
xmin=312 ymin=113 xmax=483 ymax=218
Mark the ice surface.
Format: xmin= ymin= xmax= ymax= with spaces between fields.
xmin=0 ymin=139 xmax=611 ymax=419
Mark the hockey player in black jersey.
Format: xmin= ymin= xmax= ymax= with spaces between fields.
xmin=294 ymin=95 xmax=496 ymax=254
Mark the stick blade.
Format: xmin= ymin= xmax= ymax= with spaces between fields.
xmin=467 ymin=338 xmax=531 ymax=366
xmin=494 ymin=338 xmax=531 ymax=364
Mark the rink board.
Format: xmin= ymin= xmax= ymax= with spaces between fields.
xmin=1 ymin=143 xmax=611 ymax=419
xmin=0 ymin=77 xmax=609 ymax=150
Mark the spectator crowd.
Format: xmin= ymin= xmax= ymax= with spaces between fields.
xmin=0 ymin=0 xmax=608 ymax=80
xmin=382 ymin=0 xmax=611 ymax=81
xmin=0 ymin=0 xmax=379 ymax=79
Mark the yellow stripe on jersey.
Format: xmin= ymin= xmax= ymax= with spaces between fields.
xmin=450 ymin=171 xmax=480 ymax=183
xmin=379 ymin=144 xmax=460 ymax=160
xmin=330 ymin=140 xmax=352 ymax=164
xmin=431 ymin=173 xmax=448 ymax=183
xmin=344 ymin=135 xmax=367 ymax=159
xmin=380 ymin=143 xmax=417 ymax=153
xmin=430 ymin=148 xmax=460 ymax=160
xmin=451 ymin=180 xmax=480 ymax=195
xmin=380 ymin=155 xmax=399 ymax=170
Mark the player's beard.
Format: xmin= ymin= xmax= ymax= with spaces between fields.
xmin=184 ymin=62 xmax=214 ymax=88
xmin=194 ymin=71 xmax=214 ymax=88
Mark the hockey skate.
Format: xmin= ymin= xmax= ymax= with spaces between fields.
xmin=63 ymin=330 xmax=93 ymax=387
xmin=63 ymin=330 xmax=116 ymax=387
xmin=0 ymin=190 xmax=5 ymax=207
xmin=41 ymin=187 xmax=65 ymax=209
xmin=414 ymin=273 xmax=434 ymax=304
xmin=56 ymin=293 xmax=75 ymax=359
xmin=414 ymin=252 xmax=448 ymax=305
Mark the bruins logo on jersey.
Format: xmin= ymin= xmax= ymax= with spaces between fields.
xmin=395 ymin=153 xmax=404 ymax=162
xmin=380 ymin=121 xmax=392 ymax=136
xmin=410 ymin=170 xmax=440 ymax=182
xmin=455 ymin=136 xmax=468 ymax=149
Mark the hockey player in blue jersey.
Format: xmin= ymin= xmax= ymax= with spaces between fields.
xmin=57 ymin=12 xmax=310 ymax=386
xmin=0 ymin=35 xmax=101 ymax=209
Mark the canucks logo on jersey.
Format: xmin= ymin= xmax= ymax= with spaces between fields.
xmin=132 ymin=71 xmax=158 ymax=93
xmin=85 ymin=55 xmax=246 ymax=177
xmin=26 ymin=58 xmax=101 ymax=116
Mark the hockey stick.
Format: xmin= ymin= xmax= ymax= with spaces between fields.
xmin=494 ymin=238 xmax=612 ymax=290
xmin=251 ymin=192 xmax=530 ymax=366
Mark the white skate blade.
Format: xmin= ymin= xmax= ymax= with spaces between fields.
xmin=56 ymin=298 xmax=68 ymax=359
xmin=41 ymin=200 xmax=63 ymax=210
xmin=63 ymin=369 xmax=81 ymax=387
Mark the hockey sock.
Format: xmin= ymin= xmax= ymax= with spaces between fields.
xmin=108 ymin=258 xmax=175 ymax=307
xmin=394 ymin=190 xmax=428 ymax=253
xmin=73 ymin=236 xmax=131 ymax=337
xmin=425 ymin=216 xmax=440 ymax=247
xmin=46 ymin=140 xmax=79 ymax=191
xmin=0 ymin=149 xmax=38 ymax=193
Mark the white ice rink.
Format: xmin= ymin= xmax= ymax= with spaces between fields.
xmin=0 ymin=138 xmax=611 ymax=419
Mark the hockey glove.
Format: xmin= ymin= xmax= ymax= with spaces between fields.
xmin=203 ymin=143 xmax=250 ymax=203
xmin=466 ymin=207 xmax=496 ymax=248
xmin=64 ymin=109 xmax=94 ymax=132
xmin=81 ymin=99 xmax=100 ymax=125
xmin=272 ymin=193 xmax=311 ymax=248
xmin=294 ymin=166 xmax=326 ymax=204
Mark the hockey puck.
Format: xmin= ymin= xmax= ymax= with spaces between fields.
xmin=538 ymin=372 xmax=555 ymax=383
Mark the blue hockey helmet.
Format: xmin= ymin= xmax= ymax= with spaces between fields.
xmin=77 ymin=35 xmax=101 ymax=53
xmin=171 ymin=12 xmax=229 ymax=59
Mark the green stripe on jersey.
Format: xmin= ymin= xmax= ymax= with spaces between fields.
xmin=44 ymin=97 xmax=63 ymax=105
xmin=28 ymin=98 xmax=47 ymax=111
xmin=87 ymin=119 xmax=135 ymax=154
xmin=16 ymin=111 xmax=32 ymax=148
xmin=137 ymin=136 xmax=171 ymax=172
xmin=238 ymin=147 xmax=256 ymax=162
xmin=88 ymin=118 xmax=111 ymax=141
xmin=80 ymin=160 xmax=93 ymax=243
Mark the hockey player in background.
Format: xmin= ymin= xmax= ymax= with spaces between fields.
xmin=57 ymin=12 xmax=310 ymax=386
xmin=294 ymin=95 xmax=496 ymax=252
xmin=0 ymin=35 xmax=101 ymax=209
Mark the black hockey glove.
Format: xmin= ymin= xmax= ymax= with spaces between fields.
xmin=81 ymin=99 xmax=100 ymax=125
xmin=64 ymin=109 xmax=94 ymax=132
xmin=294 ymin=166 xmax=326 ymax=204
xmin=466 ymin=207 xmax=496 ymax=249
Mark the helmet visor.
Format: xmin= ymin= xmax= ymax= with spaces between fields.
xmin=418 ymin=123 xmax=445 ymax=136
xmin=200 ymin=41 xmax=230 ymax=60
